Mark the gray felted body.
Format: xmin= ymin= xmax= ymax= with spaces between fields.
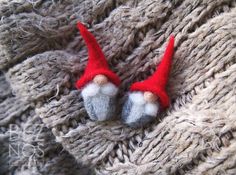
xmin=83 ymin=94 xmax=117 ymax=121
xmin=80 ymin=82 xmax=119 ymax=121
xmin=122 ymin=98 xmax=159 ymax=128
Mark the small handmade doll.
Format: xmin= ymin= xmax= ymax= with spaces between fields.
xmin=76 ymin=22 xmax=120 ymax=121
xmin=121 ymin=36 xmax=174 ymax=127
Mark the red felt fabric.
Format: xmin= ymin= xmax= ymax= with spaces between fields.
xmin=130 ymin=36 xmax=175 ymax=108
xmin=76 ymin=22 xmax=120 ymax=89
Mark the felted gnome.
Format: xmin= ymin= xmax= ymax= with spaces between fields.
xmin=76 ymin=22 xmax=120 ymax=121
xmin=122 ymin=36 xmax=175 ymax=127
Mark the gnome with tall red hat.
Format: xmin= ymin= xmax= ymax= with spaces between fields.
xmin=76 ymin=22 xmax=120 ymax=121
xmin=122 ymin=36 xmax=175 ymax=127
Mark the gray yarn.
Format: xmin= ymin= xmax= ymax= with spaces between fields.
xmin=1 ymin=0 xmax=236 ymax=174
xmin=0 ymin=73 xmax=12 ymax=103
xmin=0 ymin=68 xmax=91 ymax=174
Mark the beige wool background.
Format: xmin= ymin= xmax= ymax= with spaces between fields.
xmin=0 ymin=0 xmax=236 ymax=174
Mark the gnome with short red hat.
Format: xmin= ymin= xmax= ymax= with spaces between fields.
xmin=121 ymin=36 xmax=175 ymax=127
xmin=76 ymin=22 xmax=120 ymax=121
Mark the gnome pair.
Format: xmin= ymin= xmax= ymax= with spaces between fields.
xmin=76 ymin=22 xmax=174 ymax=127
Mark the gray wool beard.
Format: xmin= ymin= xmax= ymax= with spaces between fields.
xmin=122 ymin=98 xmax=160 ymax=128
xmin=83 ymin=93 xmax=117 ymax=121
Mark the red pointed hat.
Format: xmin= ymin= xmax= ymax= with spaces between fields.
xmin=76 ymin=22 xmax=120 ymax=89
xmin=130 ymin=36 xmax=175 ymax=109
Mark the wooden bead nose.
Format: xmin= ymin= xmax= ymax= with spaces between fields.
xmin=144 ymin=91 xmax=158 ymax=103
xmin=93 ymin=74 xmax=108 ymax=85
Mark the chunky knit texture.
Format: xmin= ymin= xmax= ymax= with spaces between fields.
xmin=0 ymin=0 xmax=236 ymax=174
xmin=0 ymin=73 xmax=92 ymax=175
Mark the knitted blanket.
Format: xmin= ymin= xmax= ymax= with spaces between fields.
xmin=0 ymin=0 xmax=236 ymax=174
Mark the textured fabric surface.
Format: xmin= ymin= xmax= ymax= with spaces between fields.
xmin=0 ymin=0 xmax=236 ymax=174
xmin=0 ymin=74 xmax=92 ymax=174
